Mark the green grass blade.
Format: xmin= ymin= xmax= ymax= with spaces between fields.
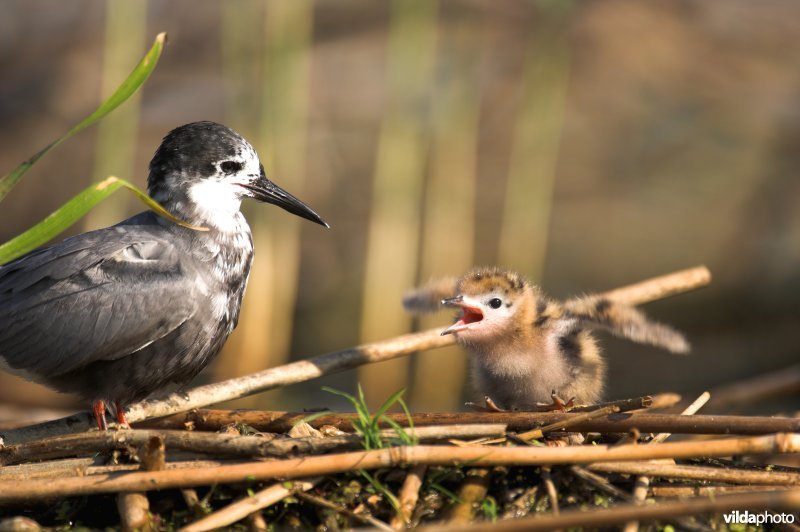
xmin=382 ymin=417 xmax=413 ymax=446
xmin=373 ymin=388 xmax=406 ymax=421
xmin=371 ymin=388 xmax=406 ymax=435
xmin=0 ymin=176 xmax=205 ymax=265
xmin=360 ymin=470 xmax=401 ymax=514
xmin=321 ymin=386 xmax=360 ymax=411
xmin=0 ymin=33 xmax=167 ymax=202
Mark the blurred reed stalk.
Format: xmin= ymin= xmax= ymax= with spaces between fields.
xmin=497 ymin=1 xmax=573 ymax=279
xmin=216 ymin=0 xmax=314 ymax=409
xmin=83 ymin=0 xmax=146 ymax=230
xmin=410 ymin=18 xmax=482 ymax=410
xmin=358 ymin=0 xmax=438 ymax=408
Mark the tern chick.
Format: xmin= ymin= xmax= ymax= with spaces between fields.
xmin=404 ymin=266 xmax=689 ymax=410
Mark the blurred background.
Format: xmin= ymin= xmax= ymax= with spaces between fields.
xmin=1 ymin=0 xmax=798 ymax=418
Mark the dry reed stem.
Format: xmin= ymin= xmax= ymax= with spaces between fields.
xmin=418 ymin=488 xmax=800 ymax=532
xmin=390 ymin=464 xmax=427 ymax=529
xmin=1 ymin=433 xmax=796 ymax=502
xmin=706 ymin=363 xmax=800 ymax=411
xmin=117 ymin=434 xmax=164 ymax=532
xmin=0 ymin=458 xmax=235 ymax=482
xmin=623 ymin=391 xmax=711 ymax=532
xmin=117 ymin=493 xmax=152 ymax=532
xmin=179 ymin=478 xmax=319 ymax=532
xmin=447 ymin=467 xmax=492 ymax=524
xmin=0 ymin=266 xmax=710 ymax=445
xmin=541 ymin=467 xmax=559 ymax=516
xmin=587 ymin=461 xmax=800 ymax=485
xmin=569 ymin=466 xmax=630 ymax=500
xmin=140 ymin=409 xmax=798 ymax=436
xmin=517 ymin=405 xmax=620 ymax=441
xmin=0 ymin=425 xmax=507 ymax=467
xmin=0 ymin=517 xmax=41 ymax=530
xmin=601 ymin=265 xmax=711 ymax=306
xmin=650 ymin=485 xmax=794 ymax=497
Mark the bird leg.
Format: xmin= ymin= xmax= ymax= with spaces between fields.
xmin=114 ymin=401 xmax=131 ymax=428
xmin=92 ymin=400 xmax=108 ymax=430
xmin=465 ymin=396 xmax=508 ymax=413
xmin=536 ymin=391 xmax=576 ymax=412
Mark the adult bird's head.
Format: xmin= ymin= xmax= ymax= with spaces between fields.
xmin=147 ymin=121 xmax=328 ymax=231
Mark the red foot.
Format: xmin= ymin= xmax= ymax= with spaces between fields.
xmin=92 ymin=400 xmax=108 ymax=430
xmin=114 ymin=401 xmax=130 ymax=428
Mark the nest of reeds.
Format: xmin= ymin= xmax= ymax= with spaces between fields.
xmin=1 ymin=266 xmax=798 ymax=530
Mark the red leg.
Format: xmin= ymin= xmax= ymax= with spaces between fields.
xmin=92 ymin=400 xmax=108 ymax=430
xmin=114 ymin=401 xmax=130 ymax=428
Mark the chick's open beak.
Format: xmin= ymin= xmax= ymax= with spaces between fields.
xmin=441 ymin=296 xmax=484 ymax=335
xmin=242 ymin=168 xmax=329 ymax=228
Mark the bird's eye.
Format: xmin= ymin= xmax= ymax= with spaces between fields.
xmin=488 ymin=298 xmax=502 ymax=309
xmin=220 ymin=160 xmax=243 ymax=174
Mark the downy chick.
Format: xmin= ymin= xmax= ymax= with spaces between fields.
xmin=404 ymin=266 xmax=689 ymax=410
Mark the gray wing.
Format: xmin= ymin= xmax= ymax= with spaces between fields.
xmin=0 ymin=216 xmax=202 ymax=378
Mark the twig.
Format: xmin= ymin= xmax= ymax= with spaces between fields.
xmin=295 ymin=490 xmax=394 ymax=532
xmin=179 ymin=478 xmax=319 ymax=532
xmin=246 ymin=512 xmax=267 ymax=531
xmin=416 ymin=488 xmax=800 ymax=532
xmin=140 ymin=409 xmax=798 ymax=436
xmin=1 ymin=434 xmax=796 ymax=502
xmin=501 ymin=485 xmax=539 ymax=520
xmin=600 ymin=265 xmax=711 ymax=306
xmin=587 ymin=462 xmax=800 ymax=485
xmin=117 ymin=493 xmax=152 ymax=532
xmin=390 ymin=464 xmax=427 ymax=529
xmin=0 ymin=457 xmax=237 ymax=482
xmin=650 ymin=485 xmax=794 ymax=497
xmin=623 ymin=391 xmax=710 ymax=532
xmin=541 ymin=467 xmax=559 ymax=516
xmin=568 ymin=466 xmax=631 ymax=500
xmin=516 ymin=405 xmax=620 ymax=441
xmin=447 ymin=468 xmax=491 ymax=524
xmin=0 ymin=425 xmax=507 ymax=467
xmin=117 ymin=435 xmax=163 ymax=532
xmin=0 ymin=517 xmax=42 ymax=530
xmin=650 ymin=391 xmax=711 ymax=445
xmin=1 ymin=266 xmax=711 ymax=444
xmin=705 ymin=363 xmax=800 ymax=412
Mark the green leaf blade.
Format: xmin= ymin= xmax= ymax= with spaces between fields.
xmin=0 ymin=32 xmax=167 ymax=203
xmin=0 ymin=176 xmax=204 ymax=266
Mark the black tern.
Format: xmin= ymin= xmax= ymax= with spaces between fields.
xmin=0 ymin=121 xmax=328 ymax=429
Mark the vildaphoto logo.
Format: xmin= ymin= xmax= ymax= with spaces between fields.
xmin=723 ymin=510 xmax=796 ymax=525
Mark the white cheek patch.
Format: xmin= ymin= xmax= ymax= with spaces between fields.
xmin=188 ymin=180 xmax=244 ymax=231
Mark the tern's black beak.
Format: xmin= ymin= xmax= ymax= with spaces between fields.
xmin=242 ymin=169 xmax=329 ymax=228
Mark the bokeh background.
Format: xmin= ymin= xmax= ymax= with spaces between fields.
xmin=1 ymin=0 xmax=798 ymax=418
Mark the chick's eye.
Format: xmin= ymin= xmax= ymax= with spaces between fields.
xmin=488 ymin=298 xmax=502 ymax=309
xmin=220 ymin=160 xmax=243 ymax=174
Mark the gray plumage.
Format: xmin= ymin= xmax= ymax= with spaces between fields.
xmin=0 ymin=121 xmax=327 ymax=425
